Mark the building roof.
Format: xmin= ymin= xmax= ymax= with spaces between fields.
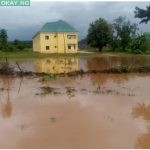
xmin=40 ymin=20 xmax=78 ymax=32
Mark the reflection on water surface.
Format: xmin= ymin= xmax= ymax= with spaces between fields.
xmin=6 ymin=55 xmax=150 ymax=73
xmin=34 ymin=57 xmax=78 ymax=73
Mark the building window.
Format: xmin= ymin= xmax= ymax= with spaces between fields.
xmin=68 ymin=45 xmax=71 ymax=49
xmin=45 ymin=36 xmax=49 ymax=40
xmin=46 ymin=46 xmax=50 ymax=50
xmin=68 ymin=44 xmax=76 ymax=50
xmin=67 ymin=35 xmax=76 ymax=39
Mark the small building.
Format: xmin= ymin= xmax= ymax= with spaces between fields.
xmin=33 ymin=20 xmax=78 ymax=53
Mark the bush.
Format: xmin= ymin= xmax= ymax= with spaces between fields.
xmin=13 ymin=39 xmax=25 ymax=50
xmin=145 ymin=38 xmax=150 ymax=52
xmin=130 ymin=34 xmax=147 ymax=54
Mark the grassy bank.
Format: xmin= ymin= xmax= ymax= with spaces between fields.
xmin=0 ymin=51 xmax=102 ymax=59
xmin=0 ymin=51 xmax=112 ymax=59
xmin=0 ymin=50 xmax=150 ymax=59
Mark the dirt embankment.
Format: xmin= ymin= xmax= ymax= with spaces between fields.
xmin=1 ymin=59 xmax=150 ymax=78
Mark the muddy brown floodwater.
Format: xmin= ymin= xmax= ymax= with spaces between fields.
xmin=0 ymin=55 xmax=150 ymax=148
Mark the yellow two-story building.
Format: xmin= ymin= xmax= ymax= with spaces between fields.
xmin=33 ymin=20 xmax=78 ymax=53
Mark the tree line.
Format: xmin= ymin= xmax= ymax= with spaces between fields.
xmin=86 ymin=5 xmax=150 ymax=54
xmin=0 ymin=29 xmax=32 ymax=52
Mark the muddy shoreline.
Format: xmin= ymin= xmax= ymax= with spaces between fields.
xmin=1 ymin=64 xmax=150 ymax=78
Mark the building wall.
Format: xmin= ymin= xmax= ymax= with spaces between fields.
xmin=33 ymin=33 xmax=41 ymax=52
xmin=33 ymin=32 xmax=78 ymax=53
xmin=40 ymin=32 xmax=58 ymax=53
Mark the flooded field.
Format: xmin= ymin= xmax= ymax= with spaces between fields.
xmin=4 ymin=54 xmax=150 ymax=73
xmin=0 ymin=55 xmax=150 ymax=148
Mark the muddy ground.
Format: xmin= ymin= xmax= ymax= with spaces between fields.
xmin=0 ymin=56 xmax=150 ymax=148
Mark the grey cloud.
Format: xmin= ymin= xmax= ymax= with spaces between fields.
xmin=0 ymin=1 xmax=149 ymax=41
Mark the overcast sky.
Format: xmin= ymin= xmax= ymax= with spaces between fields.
xmin=0 ymin=1 xmax=150 ymax=41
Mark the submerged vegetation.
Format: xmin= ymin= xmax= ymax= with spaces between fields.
xmin=0 ymin=61 xmax=14 ymax=75
xmin=38 ymin=86 xmax=60 ymax=95
xmin=1 ymin=60 xmax=150 ymax=78
xmin=35 ymin=85 xmax=135 ymax=97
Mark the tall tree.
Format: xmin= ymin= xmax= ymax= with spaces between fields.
xmin=134 ymin=5 xmax=150 ymax=24
xmin=87 ymin=18 xmax=112 ymax=52
xmin=0 ymin=29 xmax=8 ymax=49
xmin=112 ymin=16 xmax=138 ymax=51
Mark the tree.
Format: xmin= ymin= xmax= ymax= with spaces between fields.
xmin=130 ymin=34 xmax=147 ymax=54
xmin=0 ymin=29 xmax=8 ymax=50
xmin=144 ymin=32 xmax=150 ymax=38
xmin=134 ymin=5 xmax=150 ymax=24
xmin=112 ymin=16 xmax=138 ymax=51
xmin=87 ymin=18 xmax=112 ymax=52
xmin=13 ymin=39 xmax=25 ymax=50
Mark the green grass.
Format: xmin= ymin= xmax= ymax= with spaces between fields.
xmin=0 ymin=49 xmax=150 ymax=59
xmin=145 ymin=50 xmax=150 ymax=55
xmin=0 ymin=51 xmax=99 ymax=59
